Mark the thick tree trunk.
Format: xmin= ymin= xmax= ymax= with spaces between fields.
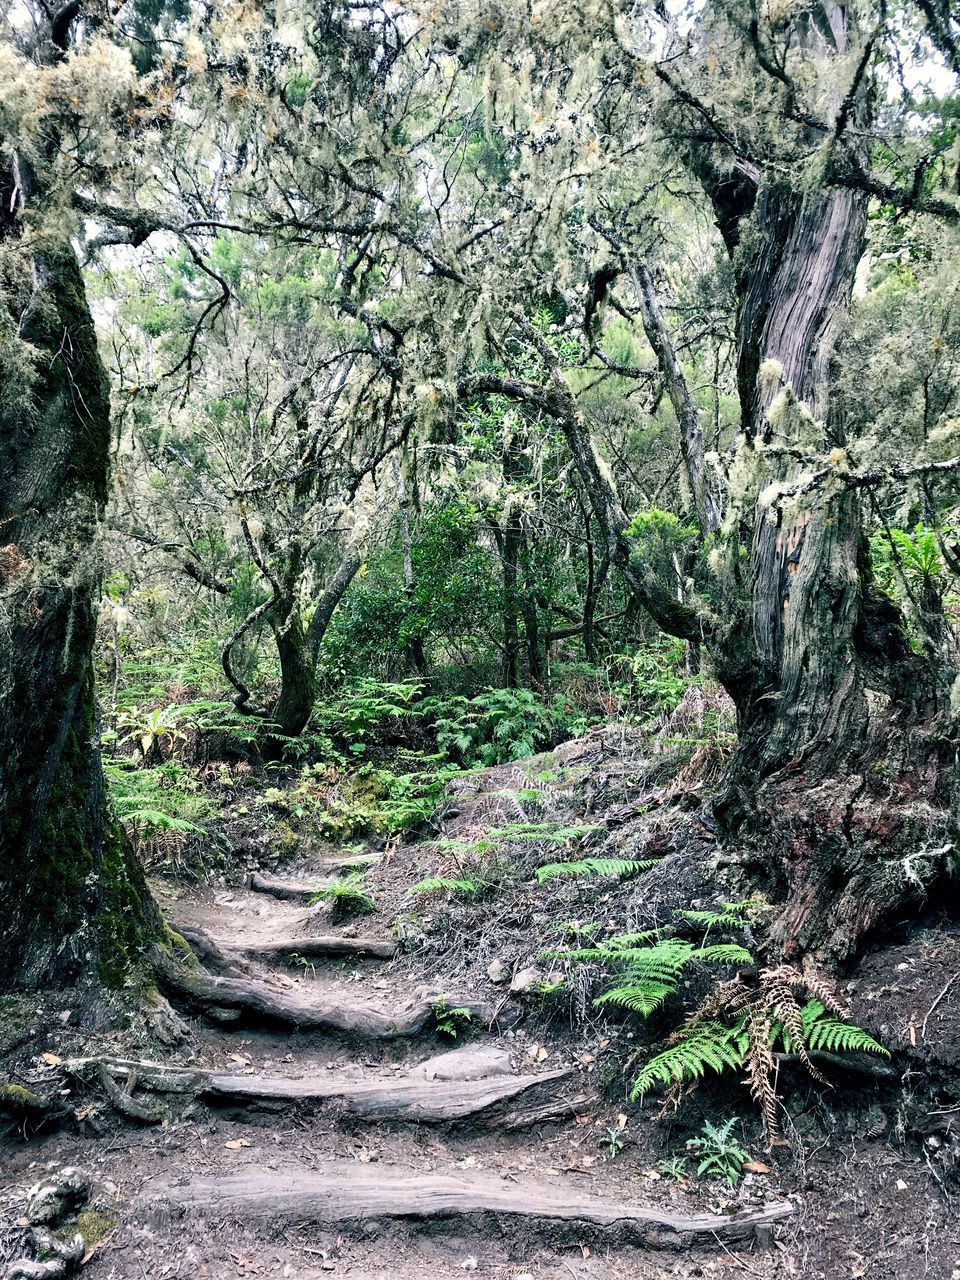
xmin=0 ymin=239 xmax=161 ymax=991
xmin=709 ymin=173 xmax=951 ymax=961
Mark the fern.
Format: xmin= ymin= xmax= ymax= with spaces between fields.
xmin=535 ymin=857 xmax=658 ymax=884
xmin=631 ymin=1023 xmax=745 ymax=1098
xmin=799 ymin=1001 xmax=890 ymax=1057
xmin=594 ymin=980 xmax=677 ymax=1017
xmin=409 ymin=876 xmax=479 ymax=897
xmin=309 ymin=874 xmax=376 ymax=920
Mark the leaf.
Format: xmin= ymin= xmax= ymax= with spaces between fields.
xmin=225 ymin=1138 xmax=251 ymax=1149
xmin=41 ymin=1052 xmax=62 ymax=1065
xmin=742 ymin=1160 xmax=771 ymax=1174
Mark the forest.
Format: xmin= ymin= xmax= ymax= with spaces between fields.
xmin=1 ymin=0 xmax=960 ymax=1276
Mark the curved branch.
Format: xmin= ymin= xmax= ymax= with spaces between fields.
xmin=221 ymin=593 xmax=278 ymax=718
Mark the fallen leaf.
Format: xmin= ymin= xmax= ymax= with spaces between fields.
xmin=225 ymin=1138 xmax=251 ymax=1150
xmin=15 ymin=1217 xmax=29 ymax=1227
xmin=536 ymin=1046 xmax=549 ymax=1062
xmin=643 ymin=1169 xmax=661 ymax=1181
xmin=743 ymin=1160 xmax=771 ymax=1174
xmin=616 ymin=1113 xmax=628 ymax=1129
xmin=41 ymin=1052 xmax=62 ymax=1066
xmin=580 ymin=1244 xmax=591 ymax=1259
xmin=230 ymin=1053 xmax=252 ymax=1065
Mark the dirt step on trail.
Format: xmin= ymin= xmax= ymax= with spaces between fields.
xmin=16 ymin=853 xmax=796 ymax=1279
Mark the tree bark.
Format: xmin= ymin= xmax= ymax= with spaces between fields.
xmin=678 ymin=4 xmax=954 ymax=961
xmin=0 ymin=232 xmax=161 ymax=991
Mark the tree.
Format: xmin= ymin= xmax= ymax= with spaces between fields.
xmin=0 ymin=7 xmax=161 ymax=991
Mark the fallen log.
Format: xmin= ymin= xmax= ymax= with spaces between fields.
xmin=152 ymin=945 xmax=492 ymax=1037
xmin=143 ymin=1163 xmax=793 ymax=1248
xmin=204 ymin=1066 xmax=581 ymax=1125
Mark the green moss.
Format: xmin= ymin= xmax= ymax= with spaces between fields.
xmin=162 ymin=926 xmax=198 ymax=969
xmin=66 ymin=1208 xmax=117 ymax=1247
xmin=0 ymin=1080 xmax=44 ymax=1110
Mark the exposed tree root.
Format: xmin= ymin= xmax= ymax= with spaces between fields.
xmin=151 ymin=945 xmax=493 ymax=1036
xmin=142 ymin=1164 xmax=792 ymax=1247
xmin=247 ymin=872 xmax=333 ymax=901
xmin=69 ymin=1056 xmax=582 ymax=1127
xmin=305 ymin=852 xmax=382 ymax=874
xmin=168 ymin=922 xmax=395 ymax=969
xmin=227 ymin=935 xmax=396 ymax=962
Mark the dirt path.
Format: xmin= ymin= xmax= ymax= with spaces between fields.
xmin=4 ymin=736 xmax=956 ymax=1279
xmin=1 ymin=853 xmax=794 ymax=1280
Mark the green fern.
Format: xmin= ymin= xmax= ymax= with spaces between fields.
xmin=535 ymin=857 xmax=658 ymax=884
xmin=794 ymin=1000 xmax=890 ymax=1058
xmin=309 ymin=874 xmax=377 ymax=921
xmin=409 ymin=876 xmax=479 ymax=898
xmin=675 ymin=899 xmax=762 ymax=931
xmin=631 ymin=1023 xmax=745 ymax=1098
xmin=594 ymin=980 xmax=677 ymax=1017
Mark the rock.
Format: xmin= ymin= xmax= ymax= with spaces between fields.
xmin=414 ymin=1044 xmax=513 ymax=1081
xmin=509 ymin=965 xmax=544 ymax=995
xmin=487 ymin=958 xmax=510 ymax=985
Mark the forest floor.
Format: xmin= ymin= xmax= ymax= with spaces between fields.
xmin=2 ymin=727 xmax=959 ymax=1279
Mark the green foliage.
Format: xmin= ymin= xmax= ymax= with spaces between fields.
xmin=312 ymin=679 xmax=424 ymax=751
xmin=789 ymin=999 xmax=889 ymax=1058
xmin=687 ymin=1119 xmax=749 ymax=1187
xmin=631 ymin=1022 xmax=746 ymax=1095
xmin=424 ymin=688 xmax=585 ymax=768
xmin=309 ymin=874 xmax=377 ymax=921
xmin=535 ymin=857 xmax=659 ymax=884
xmin=675 ymin=900 xmax=762 ymax=933
xmin=431 ymin=995 xmax=474 ymax=1038
xmin=105 ymin=759 xmax=214 ymax=852
xmin=657 ymin=1156 xmax=689 ymax=1182
xmin=601 ymin=1125 xmax=626 ymax=1158
xmin=557 ymin=935 xmax=753 ymax=1019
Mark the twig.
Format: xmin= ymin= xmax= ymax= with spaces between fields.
xmin=921 ymin=971 xmax=960 ymax=1041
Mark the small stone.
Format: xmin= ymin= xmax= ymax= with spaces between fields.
xmin=509 ymin=965 xmax=543 ymax=995
xmin=487 ymin=958 xmax=509 ymax=984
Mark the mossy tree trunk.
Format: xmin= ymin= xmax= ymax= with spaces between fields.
xmin=0 ymin=218 xmax=162 ymax=991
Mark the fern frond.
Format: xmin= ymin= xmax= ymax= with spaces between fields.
xmin=804 ymin=1012 xmax=890 ymax=1057
xmin=697 ymin=944 xmax=755 ymax=966
xmin=409 ymin=876 xmax=478 ymax=897
xmin=534 ymin=857 xmax=657 ymax=884
xmin=594 ymin=980 xmax=676 ymax=1017
xmin=631 ymin=1023 xmax=744 ymax=1098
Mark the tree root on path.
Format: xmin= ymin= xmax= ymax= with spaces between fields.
xmin=170 ymin=921 xmax=397 ymax=964
xmin=141 ymin=1163 xmax=793 ymax=1248
xmin=151 ymin=944 xmax=495 ymax=1036
xmin=247 ymin=872 xmax=332 ymax=901
xmin=65 ymin=1056 xmax=583 ymax=1127
xmin=226 ymin=934 xmax=397 ymax=961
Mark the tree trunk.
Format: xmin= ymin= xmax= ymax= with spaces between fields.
xmin=0 ymin=236 xmax=161 ymax=992
xmin=706 ymin=158 xmax=950 ymax=959
xmin=396 ymin=455 xmax=429 ymax=685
